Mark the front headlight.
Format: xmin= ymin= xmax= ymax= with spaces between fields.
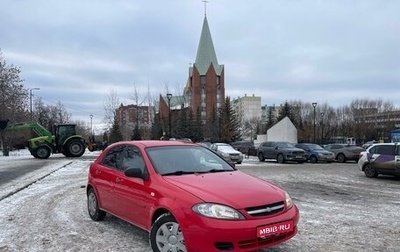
xmin=285 ymin=192 xmax=293 ymax=209
xmin=192 ymin=203 xmax=245 ymax=220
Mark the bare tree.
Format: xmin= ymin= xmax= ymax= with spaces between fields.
xmin=103 ymin=89 xmax=120 ymax=128
xmin=0 ymin=51 xmax=28 ymax=155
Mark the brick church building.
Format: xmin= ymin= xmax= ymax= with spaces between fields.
xmin=159 ymin=14 xmax=225 ymax=138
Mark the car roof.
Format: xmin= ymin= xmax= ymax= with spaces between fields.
xmin=108 ymin=140 xmax=198 ymax=148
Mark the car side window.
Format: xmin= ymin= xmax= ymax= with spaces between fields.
xmin=121 ymin=145 xmax=146 ymax=172
xmin=101 ymin=145 xmax=125 ymax=169
xmin=395 ymin=146 xmax=400 ymax=156
xmin=375 ymin=145 xmax=394 ymax=155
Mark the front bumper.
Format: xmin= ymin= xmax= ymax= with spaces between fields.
xmin=180 ymin=205 xmax=300 ymax=251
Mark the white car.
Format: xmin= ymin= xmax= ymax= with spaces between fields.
xmin=210 ymin=143 xmax=244 ymax=164
xmin=358 ymin=143 xmax=400 ymax=178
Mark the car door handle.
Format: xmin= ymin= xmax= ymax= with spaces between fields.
xmin=95 ymin=170 xmax=101 ymax=175
xmin=116 ymin=177 xmax=124 ymax=183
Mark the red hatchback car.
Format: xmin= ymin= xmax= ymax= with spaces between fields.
xmin=87 ymin=140 xmax=300 ymax=252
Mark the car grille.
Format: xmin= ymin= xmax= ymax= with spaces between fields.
xmin=229 ymin=153 xmax=241 ymax=159
xmin=291 ymin=151 xmax=304 ymax=155
xmin=245 ymin=201 xmax=285 ymax=217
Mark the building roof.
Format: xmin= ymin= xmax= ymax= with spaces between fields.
xmin=194 ymin=16 xmax=223 ymax=75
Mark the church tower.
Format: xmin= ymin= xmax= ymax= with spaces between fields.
xmin=184 ymin=13 xmax=225 ymax=122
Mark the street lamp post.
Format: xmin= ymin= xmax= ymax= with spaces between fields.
xmin=312 ymin=102 xmax=317 ymax=143
xmin=167 ymin=93 xmax=172 ymax=138
xmin=321 ymin=112 xmax=325 ymax=145
xmin=90 ymin=114 xmax=93 ymax=137
xmin=30 ymin=88 xmax=40 ymax=121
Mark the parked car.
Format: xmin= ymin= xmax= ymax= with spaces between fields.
xmin=87 ymin=140 xmax=300 ymax=251
xmin=324 ymin=144 xmax=364 ymax=163
xmin=257 ymin=141 xmax=307 ymax=164
xmin=362 ymin=140 xmax=378 ymax=149
xmin=358 ymin=143 xmax=400 ymax=178
xmin=230 ymin=140 xmax=257 ymax=156
xmin=295 ymin=143 xmax=335 ymax=163
xmin=210 ymin=143 xmax=244 ymax=164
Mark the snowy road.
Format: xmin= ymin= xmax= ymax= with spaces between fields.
xmin=1 ymin=152 xmax=400 ymax=252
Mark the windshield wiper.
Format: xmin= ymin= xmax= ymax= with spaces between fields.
xmin=162 ymin=170 xmax=196 ymax=176
xmin=197 ymin=169 xmax=229 ymax=174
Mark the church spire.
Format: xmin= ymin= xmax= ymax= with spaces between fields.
xmin=194 ymin=16 xmax=223 ymax=75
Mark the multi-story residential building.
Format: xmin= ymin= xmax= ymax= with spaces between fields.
xmin=261 ymin=104 xmax=282 ymax=125
xmin=116 ymin=104 xmax=154 ymax=140
xmin=233 ymin=94 xmax=262 ymax=125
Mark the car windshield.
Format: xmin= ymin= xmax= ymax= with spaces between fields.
xmin=277 ymin=142 xmax=295 ymax=148
xmin=308 ymin=144 xmax=324 ymax=150
xmin=218 ymin=145 xmax=235 ymax=151
xmin=146 ymin=146 xmax=235 ymax=175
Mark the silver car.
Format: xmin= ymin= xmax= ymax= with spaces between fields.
xmin=210 ymin=143 xmax=244 ymax=164
xmin=324 ymin=144 xmax=364 ymax=163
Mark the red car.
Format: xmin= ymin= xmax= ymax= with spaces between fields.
xmin=87 ymin=140 xmax=300 ymax=252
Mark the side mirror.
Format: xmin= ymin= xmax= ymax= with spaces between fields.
xmin=124 ymin=168 xmax=148 ymax=180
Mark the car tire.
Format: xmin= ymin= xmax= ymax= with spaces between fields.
xmin=336 ymin=153 xmax=346 ymax=163
xmin=258 ymin=152 xmax=265 ymax=162
xmin=87 ymin=188 xmax=106 ymax=221
xmin=310 ymin=155 xmax=318 ymax=164
xmin=150 ymin=213 xmax=186 ymax=252
xmin=277 ymin=154 xmax=285 ymax=164
xmin=237 ymin=161 xmax=242 ymax=164
xmin=364 ymin=163 xmax=378 ymax=178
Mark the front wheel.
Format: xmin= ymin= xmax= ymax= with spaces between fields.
xmin=150 ymin=213 xmax=186 ymax=252
xmin=310 ymin=155 xmax=318 ymax=164
xmin=35 ymin=146 xmax=51 ymax=159
xmin=364 ymin=164 xmax=378 ymax=178
xmin=336 ymin=153 xmax=346 ymax=163
xmin=277 ymin=154 xmax=285 ymax=164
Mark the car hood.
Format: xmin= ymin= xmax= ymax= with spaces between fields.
xmin=281 ymin=147 xmax=304 ymax=152
xmin=163 ymin=171 xmax=285 ymax=208
xmin=312 ymin=149 xmax=333 ymax=154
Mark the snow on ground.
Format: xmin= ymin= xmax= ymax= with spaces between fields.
xmin=1 ymin=150 xmax=400 ymax=251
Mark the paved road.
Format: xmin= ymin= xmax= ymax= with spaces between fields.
xmin=0 ymin=157 xmax=399 ymax=252
xmin=0 ymin=152 xmax=97 ymax=200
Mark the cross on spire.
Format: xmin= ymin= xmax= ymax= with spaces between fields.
xmin=202 ymin=0 xmax=209 ymax=16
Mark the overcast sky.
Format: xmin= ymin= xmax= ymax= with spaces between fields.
xmin=1 ymin=0 xmax=399 ymax=129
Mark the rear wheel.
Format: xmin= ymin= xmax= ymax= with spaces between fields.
xmin=35 ymin=146 xmax=51 ymax=159
xmin=364 ymin=163 xmax=378 ymax=178
xmin=277 ymin=154 xmax=285 ymax=164
xmin=336 ymin=153 xmax=346 ymax=163
xmin=258 ymin=152 xmax=265 ymax=162
xmin=87 ymin=188 xmax=106 ymax=221
xmin=150 ymin=213 xmax=186 ymax=252
xmin=65 ymin=139 xmax=85 ymax=157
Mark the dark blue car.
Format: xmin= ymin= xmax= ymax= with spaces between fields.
xmin=295 ymin=143 xmax=335 ymax=163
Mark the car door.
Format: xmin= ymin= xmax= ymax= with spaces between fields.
xmin=267 ymin=142 xmax=278 ymax=159
xmin=259 ymin=142 xmax=271 ymax=158
xmin=395 ymin=145 xmax=400 ymax=175
xmin=370 ymin=145 xmax=395 ymax=173
xmin=94 ymin=145 xmax=125 ymax=213
xmin=113 ymin=145 xmax=154 ymax=229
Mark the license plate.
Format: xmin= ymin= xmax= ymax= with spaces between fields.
xmin=257 ymin=220 xmax=294 ymax=237
xmin=296 ymin=156 xmax=302 ymax=159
